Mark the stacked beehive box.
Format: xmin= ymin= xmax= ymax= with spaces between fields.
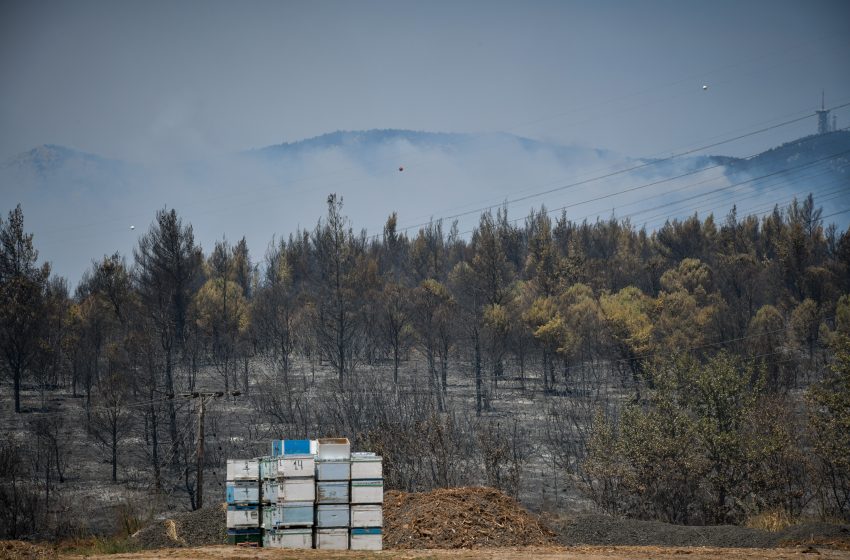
xmin=225 ymin=459 xmax=261 ymax=545
xmin=226 ymin=437 xmax=383 ymax=550
xmin=349 ymin=451 xmax=384 ymax=550
xmin=263 ymin=440 xmax=316 ymax=549
xmin=315 ymin=438 xmax=351 ymax=550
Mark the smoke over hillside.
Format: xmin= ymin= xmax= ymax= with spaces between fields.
xmin=2 ymin=129 xmax=847 ymax=284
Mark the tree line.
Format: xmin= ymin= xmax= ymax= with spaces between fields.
xmin=1 ymin=192 xmax=848 ymax=536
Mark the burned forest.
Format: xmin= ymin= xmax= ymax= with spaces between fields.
xmin=1 ymin=192 xmax=849 ymax=540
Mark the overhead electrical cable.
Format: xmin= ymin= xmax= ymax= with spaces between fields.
xmin=385 ymin=104 xmax=850 ymax=238
xmin=632 ymin=164 xmax=849 ymax=228
xmin=456 ymin=147 xmax=850 ymax=236
xmin=606 ymin=162 xmax=846 ymax=227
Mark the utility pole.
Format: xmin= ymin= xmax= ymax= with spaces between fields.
xmin=181 ymin=390 xmax=239 ymax=510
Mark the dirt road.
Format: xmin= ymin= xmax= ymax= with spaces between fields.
xmin=60 ymin=545 xmax=850 ymax=560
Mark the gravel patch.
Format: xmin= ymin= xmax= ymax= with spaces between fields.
xmin=130 ymin=504 xmax=227 ymax=550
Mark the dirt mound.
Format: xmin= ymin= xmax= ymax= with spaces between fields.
xmin=131 ymin=504 xmax=227 ymax=549
xmin=0 ymin=541 xmax=55 ymax=560
xmin=383 ymin=487 xmax=557 ymax=549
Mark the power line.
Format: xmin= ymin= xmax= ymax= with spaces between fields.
xmin=386 ymin=102 xmax=850 ymax=239
xmin=638 ymin=171 xmax=849 ymax=230
xmin=459 ymin=146 xmax=850 ymax=236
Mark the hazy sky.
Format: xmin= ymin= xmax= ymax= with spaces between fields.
xmin=2 ymin=0 xmax=849 ymax=163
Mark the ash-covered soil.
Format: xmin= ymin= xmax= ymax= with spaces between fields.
xmin=29 ymin=545 xmax=850 ymax=559
xmin=126 ymin=487 xmax=850 ymax=551
xmin=550 ymin=513 xmax=850 ymax=549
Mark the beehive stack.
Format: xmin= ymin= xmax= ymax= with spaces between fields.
xmin=315 ymin=438 xmax=352 ymax=550
xmin=226 ymin=437 xmax=383 ymax=551
xmin=349 ymin=451 xmax=384 ymax=550
xmin=225 ymin=459 xmax=261 ymax=545
xmin=264 ymin=440 xmax=316 ymax=549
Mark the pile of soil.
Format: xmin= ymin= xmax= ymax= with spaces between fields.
xmin=384 ymin=487 xmax=558 ymax=549
xmin=550 ymin=514 xmax=850 ymax=549
xmin=131 ymin=504 xmax=226 ymax=549
xmin=0 ymin=541 xmax=56 ymax=560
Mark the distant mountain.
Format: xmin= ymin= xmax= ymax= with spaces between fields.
xmin=4 ymin=144 xmax=133 ymax=182
xmin=6 ymin=144 xmax=114 ymax=173
xmin=2 ymin=129 xmax=848 ymax=284
xmin=713 ymin=130 xmax=850 ymax=178
xmin=248 ymin=129 xmax=621 ymax=169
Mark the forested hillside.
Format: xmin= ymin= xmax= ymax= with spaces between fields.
xmin=1 ymin=192 xmax=849 ymax=538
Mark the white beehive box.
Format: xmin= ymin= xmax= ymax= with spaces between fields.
xmin=317 ymin=438 xmax=350 ymax=461
xmin=227 ymin=459 xmax=259 ymax=481
xmin=265 ymin=528 xmax=313 ymax=549
xmin=226 ymin=505 xmax=260 ymax=528
xmin=350 ymin=453 xmax=382 ymax=479
xmin=350 ymin=528 xmax=382 ymax=551
xmin=281 ymin=477 xmax=315 ymax=502
xmin=315 ymin=528 xmax=349 ymax=550
xmin=317 ymin=481 xmax=350 ymax=504
xmin=350 ymin=504 xmax=383 ymax=528
xmin=262 ymin=480 xmax=280 ymax=503
xmin=350 ymin=479 xmax=383 ymax=504
xmin=316 ymin=460 xmax=351 ymax=481
xmin=226 ymin=481 xmax=260 ymax=504
xmin=316 ymin=503 xmax=350 ymax=528
xmin=262 ymin=504 xmax=282 ymax=530
xmin=277 ymin=454 xmax=315 ymax=478
xmin=263 ymin=530 xmax=278 ymax=548
xmin=260 ymin=456 xmax=278 ymax=479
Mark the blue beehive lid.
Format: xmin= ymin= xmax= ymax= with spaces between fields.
xmin=284 ymin=439 xmax=311 ymax=455
xmin=272 ymin=439 xmax=311 ymax=456
xmin=351 ymin=527 xmax=382 ymax=535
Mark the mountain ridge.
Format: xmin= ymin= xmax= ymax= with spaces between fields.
xmin=9 ymin=128 xmax=848 ymax=173
xmin=3 ymin=128 xmax=847 ymax=285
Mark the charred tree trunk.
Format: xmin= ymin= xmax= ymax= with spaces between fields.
xmin=111 ymin=418 xmax=118 ymax=482
xmin=164 ymin=347 xmax=178 ymax=465
xmin=13 ymin=364 xmax=21 ymax=413
xmin=474 ymin=328 xmax=483 ymax=416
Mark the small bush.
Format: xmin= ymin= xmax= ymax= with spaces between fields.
xmin=745 ymin=509 xmax=795 ymax=532
xmin=115 ymin=500 xmax=148 ymax=538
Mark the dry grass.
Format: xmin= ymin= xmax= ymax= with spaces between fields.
xmin=744 ymin=509 xmax=795 ymax=533
xmin=54 ymin=537 xmax=140 ymax=557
